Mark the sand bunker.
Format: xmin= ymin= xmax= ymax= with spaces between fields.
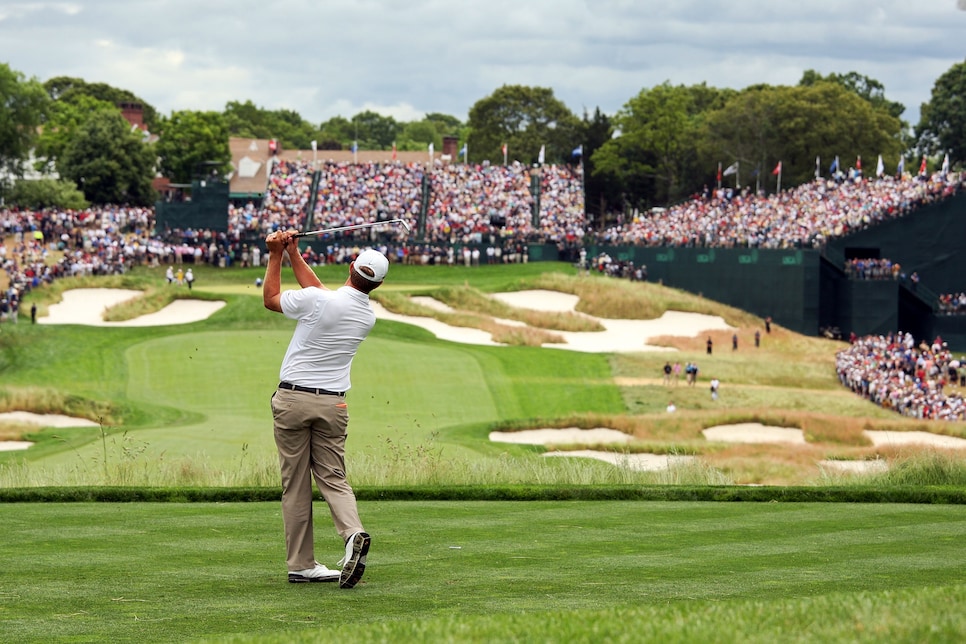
xmin=489 ymin=427 xmax=691 ymax=472
xmin=864 ymin=430 xmax=966 ymax=449
xmin=39 ymin=288 xmax=225 ymax=327
xmin=381 ymin=290 xmax=734 ymax=353
xmin=489 ymin=427 xmax=633 ymax=445
xmin=543 ymin=450 xmax=695 ymax=471
xmin=0 ymin=411 xmax=101 ymax=451
xmin=702 ymin=423 xmax=807 ymax=444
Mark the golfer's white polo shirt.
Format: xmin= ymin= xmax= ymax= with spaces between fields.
xmin=278 ymin=285 xmax=375 ymax=393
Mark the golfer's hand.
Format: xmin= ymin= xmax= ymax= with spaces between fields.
xmin=265 ymin=231 xmax=286 ymax=254
xmin=280 ymin=230 xmax=301 ymax=253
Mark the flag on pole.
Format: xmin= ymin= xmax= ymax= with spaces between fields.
xmin=896 ymin=156 xmax=905 ymax=177
xmin=830 ymin=156 xmax=840 ymax=175
xmin=502 ymin=143 xmax=508 ymax=165
xmin=815 ymin=156 xmax=821 ymax=179
xmin=856 ymin=155 xmax=862 ymax=171
xmin=459 ymin=143 xmax=467 ymax=160
xmin=538 ymin=145 xmax=545 ymax=164
xmin=351 ymin=140 xmax=358 ymax=163
xmin=572 ymin=145 xmax=583 ymax=157
xmin=919 ymin=155 xmax=928 ymax=176
xmin=876 ymin=154 xmax=884 ymax=177
xmin=722 ymin=161 xmax=738 ymax=176
xmin=311 ymin=140 xmax=317 ymax=152
xmin=392 ymin=142 xmax=397 ymax=160
xmin=942 ymin=153 xmax=950 ymax=175
xmin=772 ymin=161 xmax=782 ymax=176
xmin=716 ymin=162 xmax=722 ymax=187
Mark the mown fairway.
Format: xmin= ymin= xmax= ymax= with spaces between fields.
xmin=1 ymin=501 xmax=965 ymax=643
xmin=3 ymin=261 xmax=966 ymax=642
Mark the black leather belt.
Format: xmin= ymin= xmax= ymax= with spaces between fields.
xmin=278 ymin=382 xmax=345 ymax=397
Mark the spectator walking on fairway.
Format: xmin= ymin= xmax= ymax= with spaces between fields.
xmin=263 ymin=230 xmax=386 ymax=589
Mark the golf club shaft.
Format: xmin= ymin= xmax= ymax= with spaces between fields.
xmin=295 ymin=218 xmax=410 ymax=238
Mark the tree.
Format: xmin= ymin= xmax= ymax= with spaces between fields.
xmin=800 ymin=70 xmax=905 ymax=121
xmin=578 ymin=107 xmax=619 ymax=228
xmin=9 ymin=177 xmax=88 ymax=210
xmin=223 ymin=100 xmax=318 ymax=150
xmin=43 ymin=76 xmax=159 ymax=130
xmin=397 ymin=120 xmax=440 ymax=151
xmin=705 ymin=82 xmax=902 ymax=191
xmin=593 ymin=82 xmax=727 ymax=207
xmin=0 ymin=63 xmax=49 ymax=184
xmin=350 ymin=110 xmax=399 ymax=149
xmin=318 ymin=116 xmax=353 ymax=150
xmin=155 ymin=110 xmax=231 ymax=184
xmin=34 ymin=94 xmax=116 ymax=174
xmin=424 ymin=112 xmax=463 ymax=137
xmin=58 ymin=108 xmax=156 ymax=205
xmin=916 ymin=60 xmax=966 ymax=164
xmin=466 ymin=85 xmax=581 ymax=165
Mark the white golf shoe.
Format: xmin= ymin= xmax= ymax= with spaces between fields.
xmin=338 ymin=531 xmax=370 ymax=589
xmin=288 ymin=562 xmax=340 ymax=583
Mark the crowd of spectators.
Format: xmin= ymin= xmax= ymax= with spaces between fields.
xmin=1 ymin=162 xmax=964 ymax=319
xmin=586 ymin=251 xmax=648 ymax=281
xmin=844 ymin=257 xmax=901 ymax=280
xmin=938 ymin=293 xmax=966 ymax=315
xmin=836 ymin=332 xmax=966 ymax=421
xmin=589 ymin=172 xmax=962 ymax=249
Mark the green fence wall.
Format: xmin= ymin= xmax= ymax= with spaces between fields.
xmin=155 ymin=179 xmax=230 ymax=233
xmin=578 ymin=245 xmax=822 ymax=335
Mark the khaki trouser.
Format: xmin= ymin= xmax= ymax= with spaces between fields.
xmin=271 ymin=388 xmax=365 ymax=571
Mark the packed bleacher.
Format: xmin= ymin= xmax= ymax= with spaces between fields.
xmin=836 ymin=332 xmax=966 ymax=421
xmin=2 ymin=161 xmax=964 ymax=323
xmin=591 ymin=172 xmax=961 ymax=249
xmin=938 ymin=293 xmax=966 ymax=315
xmin=844 ymin=257 xmax=901 ymax=280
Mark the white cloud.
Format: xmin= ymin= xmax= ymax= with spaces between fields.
xmin=1 ymin=0 xmax=963 ymax=127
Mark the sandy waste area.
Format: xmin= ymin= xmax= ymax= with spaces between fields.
xmin=6 ymin=288 xmax=964 ymax=473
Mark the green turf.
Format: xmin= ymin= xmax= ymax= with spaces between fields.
xmin=1 ymin=501 xmax=964 ymax=643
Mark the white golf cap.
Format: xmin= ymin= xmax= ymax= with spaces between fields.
xmin=353 ymin=249 xmax=389 ymax=282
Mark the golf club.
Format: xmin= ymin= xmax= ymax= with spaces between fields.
xmin=294 ymin=218 xmax=411 ymax=238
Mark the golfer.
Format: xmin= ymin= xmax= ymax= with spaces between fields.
xmin=263 ymin=229 xmax=386 ymax=589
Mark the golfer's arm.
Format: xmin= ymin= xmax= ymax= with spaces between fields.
xmin=263 ymin=251 xmax=284 ymax=312
xmin=287 ymin=246 xmax=324 ymax=289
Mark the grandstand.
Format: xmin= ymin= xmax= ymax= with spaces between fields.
xmin=218 ymin=143 xmax=965 ymax=343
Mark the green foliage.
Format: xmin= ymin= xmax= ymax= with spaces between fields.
xmin=466 ymin=84 xmax=582 ymax=165
xmin=7 ymin=177 xmax=88 ymax=210
xmin=223 ymin=100 xmax=319 ymax=150
xmin=57 ymin=108 xmax=157 ymax=205
xmin=580 ymin=106 xmax=621 ymax=223
xmin=800 ymin=69 xmax=906 ymax=121
xmin=43 ymin=75 xmax=159 ymax=129
xmin=704 ymin=82 xmax=903 ymax=191
xmin=396 ymin=119 xmax=440 ymax=151
xmin=0 ymin=63 xmax=49 ymax=181
xmin=34 ymin=94 xmax=116 ymax=174
xmin=155 ymin=110 xmax=232 ymax=183
xmin=916 ymin=59 xmax=966 ymax=163
xmin=351 ymin=109 xmax=400 ymax=149
xmin=594 ymin=82 xmax=728 ymax=207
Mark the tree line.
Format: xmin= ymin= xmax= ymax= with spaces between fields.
xmin=0 ymin=60 xmax=963 ymax=226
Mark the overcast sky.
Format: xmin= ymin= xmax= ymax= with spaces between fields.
xmin=2 ymin=1 xmax=964 ymax=129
